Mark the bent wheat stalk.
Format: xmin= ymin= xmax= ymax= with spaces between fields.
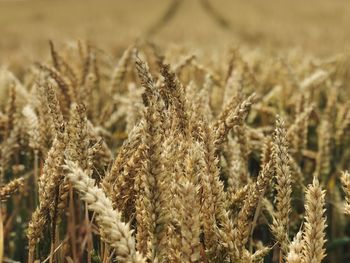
xmin=64 ymin=161 xmax=146 ymax=263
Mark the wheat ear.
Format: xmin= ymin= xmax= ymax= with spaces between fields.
xmin=340 ymin=171 xmax=350 ymax=215
xmin=271 ymin=117 xmax=292 ymax=253
xmin=286 ymin=231 xmax=303 ymax=263
xmin=0 ymin=177 xmax=25 ymax=201
xmin=64 ymin=161 xmax=146 ymax=263
xmin=302 ymin=177 xmax=327 ymax=263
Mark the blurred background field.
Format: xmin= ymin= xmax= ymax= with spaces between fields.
xmin=1 ymin=0 xmax=350 ymax=64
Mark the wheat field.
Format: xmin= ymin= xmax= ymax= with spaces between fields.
xmin=1 ymin=1 xmax=350 ymax=262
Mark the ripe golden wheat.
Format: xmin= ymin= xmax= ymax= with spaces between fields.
xmin=1 ymin=41 xmax=350 ymax=263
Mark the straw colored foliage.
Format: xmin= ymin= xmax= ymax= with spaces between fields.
xmin=1 ymin=37 xmax=350 ymax=263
